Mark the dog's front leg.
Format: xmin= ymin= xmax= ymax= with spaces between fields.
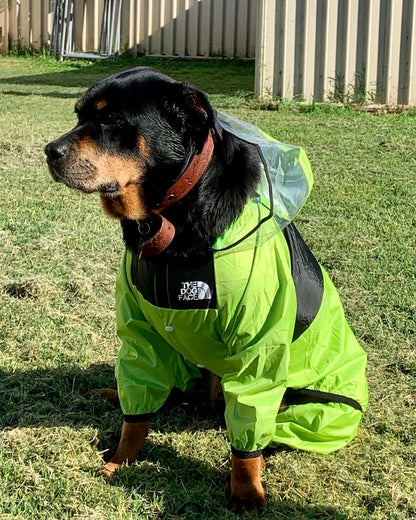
xmin=230 ymin=454 xmax=266 ymax=514
xmin=101 ymin=420 xmax=149 ymax=477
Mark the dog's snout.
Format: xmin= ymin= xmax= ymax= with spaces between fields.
xmin=44 ymin=140 xmax=70 ymax=162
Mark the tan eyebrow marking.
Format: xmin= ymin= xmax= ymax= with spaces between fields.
xmin=95 ymin=99 xmax=108 ymax=111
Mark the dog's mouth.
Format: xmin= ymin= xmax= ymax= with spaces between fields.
xmin=45 ymin=133 xmax=146 ymax=199
xmin=47 ymin=161 xmax=73 ymax=187
xmin=47 ymin=148 xmax=133 ymax=197
xmin=47 ymin=160 xmax=122 ymax=196
xmin=96 ymin=181 xmax=121 ymax=197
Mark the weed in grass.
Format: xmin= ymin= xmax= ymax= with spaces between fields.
xmin=0 ymin=55 xmax=414 ymax=520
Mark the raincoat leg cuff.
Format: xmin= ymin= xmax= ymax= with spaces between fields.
xmin=231 ymin=446 xmax=264 ymax=459
xmin=124 ymin=413 xmax=154 ymax=423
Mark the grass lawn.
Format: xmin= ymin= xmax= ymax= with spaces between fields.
xmin=0 ymin=55 xmax=414 ymax=520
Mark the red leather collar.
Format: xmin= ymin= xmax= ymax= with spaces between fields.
xmin=140 ymin=214 xmax=175 ymax=257
xmin=140 ymin=130 xmax=215 ymax=257
xmin=153 ymin=130 xmax=215 ymax=214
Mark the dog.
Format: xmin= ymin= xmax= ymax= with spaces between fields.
xmin=45 ymin=67 xmax=368 ymax=514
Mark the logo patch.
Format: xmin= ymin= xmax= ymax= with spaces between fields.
xmin=178 ymin=281 xmax=212 ymax=301
xmin=131 ymin=252 xmax=217 ymax=309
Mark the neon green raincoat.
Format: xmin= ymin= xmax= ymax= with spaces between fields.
xmin=115 ymin=114 xmax=368 ymax=456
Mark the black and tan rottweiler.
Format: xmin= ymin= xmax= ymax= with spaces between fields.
xmin=45 ymin=67 xmax=368 ymax=514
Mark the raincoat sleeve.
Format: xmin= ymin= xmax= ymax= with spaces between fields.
xmin=115 ymin=252 xmax=201 ymax=417
xmin=215 ymin=239 xmax=297 ymax=455
xmin=221 ymin=339 xmax=291 ymax=455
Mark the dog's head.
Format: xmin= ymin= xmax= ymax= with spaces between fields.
xmin=45 ymin=67 xmax=214 ymax=221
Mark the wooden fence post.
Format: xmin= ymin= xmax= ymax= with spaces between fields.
xmin=0 ymin=0 xmax=9 ymax=53
xmin=255 ymin=0 xmax=277 ymax=99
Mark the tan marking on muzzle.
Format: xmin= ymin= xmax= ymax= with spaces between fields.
xmin=72 ymin=135 xmax=149 ymax=220
xmin=75 ymin=136 xmax=144 ymax=189
xmin=100 ymin=184 xmax=149 ymax=220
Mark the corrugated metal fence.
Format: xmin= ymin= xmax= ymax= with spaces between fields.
xmin=256 ymin=0 xmax=415 ymax=104
xmin=126 ymin=0 xmax=257 ymax=58
xmin=0 ymin=0 xmax=414 ymax=105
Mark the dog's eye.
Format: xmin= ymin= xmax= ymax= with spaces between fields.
xmin=101 ymin=113 xmax=122 ymax=126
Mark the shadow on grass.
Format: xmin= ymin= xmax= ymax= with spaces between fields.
xmin=0 ymin=68 xmax=116 ymax=100
xmin=0 ymin=363 xmax=220 ymax=432
xmin=108 ymin=439 xmax=350 ymax=520
xmin=0 ymin=57 xmax=255 ymax=98
xmin=0 ymin=62 xmax=129 ymax=89
xmin=0 ymin=90 xmax=81 ymax=99
xmin=0 ymin=364 xmax=350 ymax=519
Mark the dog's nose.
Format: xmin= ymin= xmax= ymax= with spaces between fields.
xmin=44 ymin=140 xmax=70 ymax=162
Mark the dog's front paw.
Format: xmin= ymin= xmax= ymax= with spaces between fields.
xmin=230 ymin=487 xmax=265 ymax=515
xmin=230 ymin=454 xmax=266 ymax=514
xmin=99 ymin=461 xmax=121 ymax=478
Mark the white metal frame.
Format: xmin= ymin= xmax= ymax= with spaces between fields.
xmin=50 ymin=0 xmax=123 ymax=61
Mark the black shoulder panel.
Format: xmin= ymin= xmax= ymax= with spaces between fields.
xmin=283 ymin=223 xmax=324 ymax=341
xmin=130 ymin=253 xmax=217 ymax=310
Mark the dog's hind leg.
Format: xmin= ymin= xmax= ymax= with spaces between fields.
xmin=89 ymin=388 xmax=120 ymax=406
xmin=208 ymin=371 xmax=225 ymax=416
xmin=101 ymin=421 xmax=149 ymax=477
xmin=230 ymin=454 xmax=266 ymax=514
xmin=208 ymin=371 xmax=222 ymax=402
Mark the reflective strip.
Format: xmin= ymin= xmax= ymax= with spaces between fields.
xmin=283 ymin=223 xmax=324 ymax=341
xmin=283 ymin=388 xmax=363 ymax=412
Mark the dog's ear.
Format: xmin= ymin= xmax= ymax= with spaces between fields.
xmin=162 ymin=82 xmax=214 ymax=134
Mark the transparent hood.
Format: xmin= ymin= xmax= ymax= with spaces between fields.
xmin=213 ymin=111 xmax=313 ymax=252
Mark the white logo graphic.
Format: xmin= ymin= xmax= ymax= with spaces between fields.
xmin=178 ymin=281 xmax=212 ymax=301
